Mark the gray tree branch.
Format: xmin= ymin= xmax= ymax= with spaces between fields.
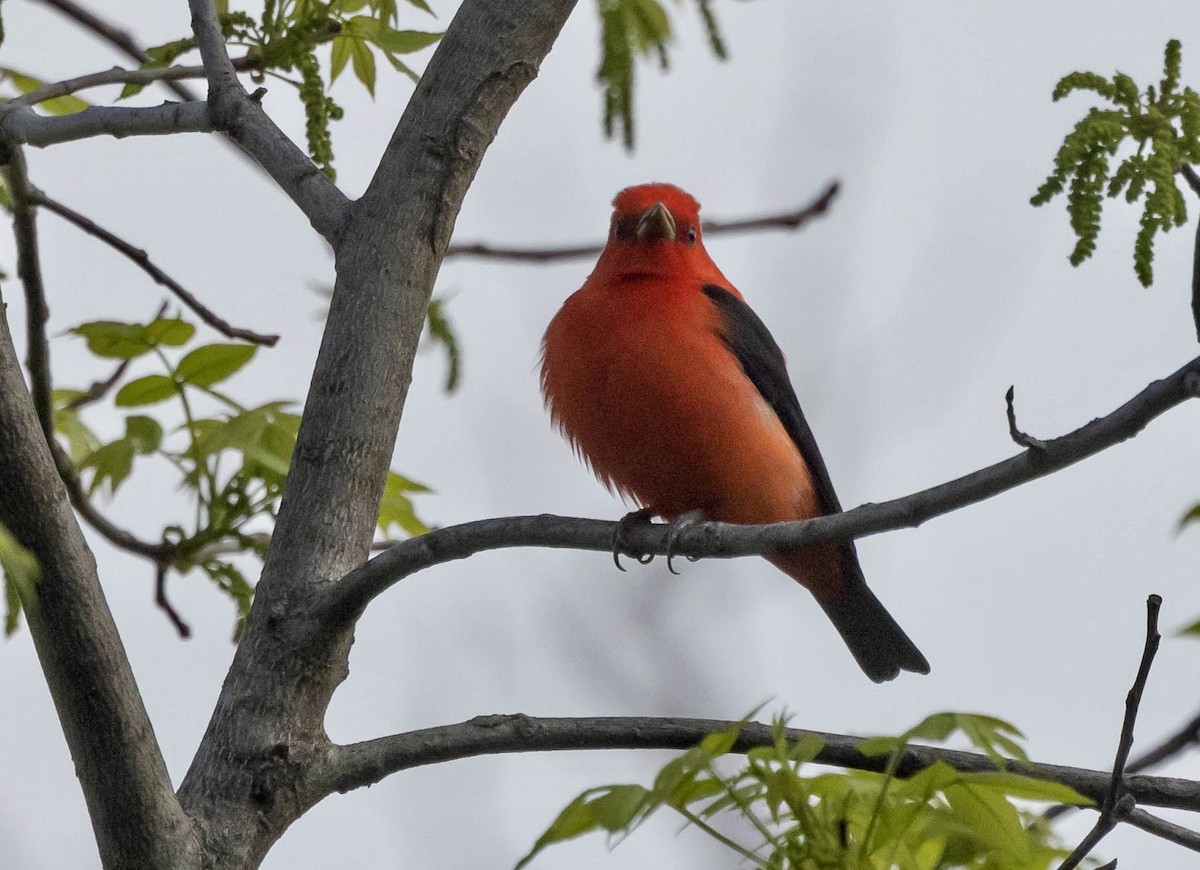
xmin=0 ymin=100 xmax=214 ymax=147
xmin=324 ymin=354 xmax=1200 ymax=624
xmin=186 ymin=0 xmax=349 ymax=242
xmin=0 ymin=294 xmax=201 ymax=867
xmin=317 ymin=713 xmax=1200 ymax=816
xmin=444 ymin=181 xmax=841 ymax=262
xmin=173 ymin=2 xmax=579 ymax=865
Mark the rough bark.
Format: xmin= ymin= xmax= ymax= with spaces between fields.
xmin=174 ymin=1 xmax=578 ymax=865
xmin=0 ymin=295 xmax=201 ymax=868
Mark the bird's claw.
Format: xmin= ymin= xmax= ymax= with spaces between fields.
xmin=612 ymin=508 xmax=656 ymax=571
xmin=665 ymin=510 xmax=705 ymax=575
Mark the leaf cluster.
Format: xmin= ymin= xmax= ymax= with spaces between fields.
xmin=519 ymin=712 xmax=1093 ymax=869
xmin=597 ymin=0 xmax=728 ymax=149
xmin=1033 ymin=39 xmax=1200 ymax=286
xmin=45 ymin=314 xmax=429 ymax=636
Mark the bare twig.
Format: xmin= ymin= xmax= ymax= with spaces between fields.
xmin=30 ymin=189 xmax=279 ymax=345
xmin=3 ymin=144 xmax=172 ymax=561
xmin=33 ymin=0 xmax=200 ymax=102
xmin=326 ymin=356 xmax=1200 ymax=624
xmin=65 ymin=358 xmax=131 ymax=410
xmin=155 ymin=564 xmax=191 ymax=639
xmin=1184 ymin=165 xmax=1200 ymax=344
xmin=1128 ymin=711 xmax=1200 ymax=774
xmin=1057 ymin=594 xmax=1163 ymax=870
xmin=444 ymin=181 xmax=841 ymax=263
xmin=9 ymin=59 xmax=262 ymax=109
xmin=1005 ymin=386 xmax=1049 ymax=450
xmin=1125 ymin=807 xmax=1200 ymax=853
xmin=3 ymin=145 xmax=54 ymax=441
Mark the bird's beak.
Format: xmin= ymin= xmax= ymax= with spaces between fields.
xmin=635 ymin=201 xmax=677 ymax=241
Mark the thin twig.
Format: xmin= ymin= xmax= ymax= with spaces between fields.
xmin=1056 ymin=594 xmax=1163 ymax=870
xmin=9 ymin=58 xmax=261 ymax=109
xmin=33 ymin=0 xmax=201 ymax=103
xmin=1128 ymin=711 xmax=1200 ymax=774
xmin=1005 ymin=386 xmax=1049 ymax=450
xmin=443 ymin=181 xmax=841 ymax=263
xmin=154 ymin=564 xmax=191 ymax=639
xmin=3 ymin=142 xmax=172 ymax=562
xmin=29 ymin=189 xmax=279 ymax=345
xmin=4 ymin=146 xmax=55 ymax=441
xmin=1184 ymin=165 xmax=1200 ymax=344
xmin=1125 ymin=807 xmax=1200 ymax=853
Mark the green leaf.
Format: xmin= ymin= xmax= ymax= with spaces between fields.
xmin=70 ymin=318 xmax=194 ymax=360
xmin=145 ymin=318 xmax=196 ymax=346
xmin=588 ymin=784 xmax=649 ymax=830
xmin=175 ymin=343 xmax=256 ymax=388
xmin=515 ymin=788 xmax=609 ymax=869
xmin=0 ymin=522 xmax=39 ymax=637
xmin=425 ymin=297 xmax=460 ymax=392
xmin=331 ymin=35 xmax=353 ymax=82
xmin=349 ymin=37 xmax=377 ymax=96
xmin=373 ymin=28 xmax=442 ymax=54
xmin=116 ymin=374 xmax=178 ymax=407
xmin=125 ymin=415 xmax=163 ymax=453
xmin=943 ymin=781 xmax=1028 ymax=856
xmin=79 ymin=438 xmax=136 ymax=495
xmin=377 ymin=471 xmax=431 ymax=537
xmin=958 ymin=771 xmax=1094 ymax=806
xmin=1179 ymin=502 xmax=1200 ymax=531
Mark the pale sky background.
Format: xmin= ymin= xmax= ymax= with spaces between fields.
xmin=4 ymin=1 xmax=1200 ymax=867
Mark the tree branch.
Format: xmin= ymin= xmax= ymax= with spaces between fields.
xmin=1125 ymin=808 xmax=1200 ymax=853
xmin=3 ymin=145 xmax=54 ymax=441
xmin=444 ymin=181 xmax=840 ymax=262
xmin=0 ymin=290 xmax=201 ymax=867
xmin=1184 ymin=164 xmax=1200 ymax=344
xmin=186 ymin=0 xmax=349 ymax=243
xmin=9 ymin=60 xmax=260 ymax=109
xmin=29 ymin=188 xmax=279 ymax=345
xmin=0 ymin=100 xmax=214 ymax=147
xmin=325 ymin=354 xmax=1200 ymax=624
xmin=316 ymin=712 xmax=1200 ymax=815
xmin=176 ymin=2 xmax=579 ymax=864
xmin=33 ymin=0 xmax=200 ymax=102
xmin=1057 ymin=594 xmax=1162 ymax=870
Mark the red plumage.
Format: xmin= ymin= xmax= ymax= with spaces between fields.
xmin=541 ymin=183 xmax=927 ymax=681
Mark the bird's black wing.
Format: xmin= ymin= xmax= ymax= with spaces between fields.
xmin=700 ymin=284 xmax=845 ymax=516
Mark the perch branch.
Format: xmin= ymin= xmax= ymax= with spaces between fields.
xmin=326 ymin=354 xmax=1200 ymax=623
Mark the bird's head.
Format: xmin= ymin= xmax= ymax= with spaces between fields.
xmin=596 ymin=183 xmax=728 ymax=287
xmin=609 ymin=183 xmax=703 ymax=246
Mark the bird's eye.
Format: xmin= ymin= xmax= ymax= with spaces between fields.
xmin=686 ymin=226 xmax=698 ymax=245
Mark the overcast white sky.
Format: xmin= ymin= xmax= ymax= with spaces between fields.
xmin=4 ymin=1 xmax=1200 ymax=867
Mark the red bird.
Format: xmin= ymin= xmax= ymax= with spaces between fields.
xmin=540 ymin=183 xmax=928 ymax=682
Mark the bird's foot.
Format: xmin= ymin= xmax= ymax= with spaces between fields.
xmin=665 ymin=509 xmax=706 ymax=575
xmin=613 ymin=508 xmax=656 ymax=571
